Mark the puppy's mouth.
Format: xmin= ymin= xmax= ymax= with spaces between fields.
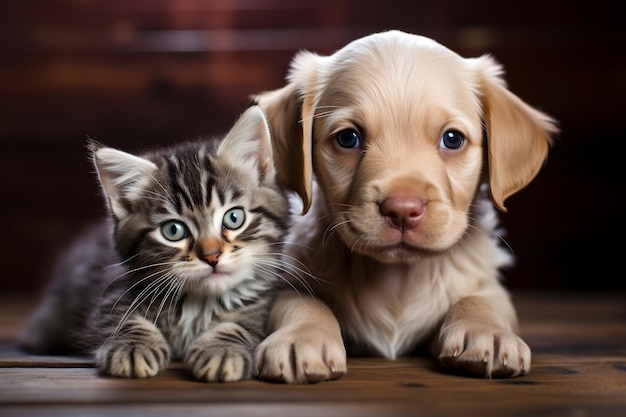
xmin=350 ymin=239 xmax=443 ymax=264
xmin=341 ymin=215 xmax=444 ymax=263
xmin=375 ymin=241 xmax=442 ymax=264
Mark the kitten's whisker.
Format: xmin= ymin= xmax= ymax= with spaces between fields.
xmin=166 ymin=278 xmax=186 ymax=327
xmin=272 ymin=255 xmax=331 ymax=287
xmin=252 ymin=263 xmax=306 ymax=298
xmin=103 ymin=260 xmax=178 ymax=302
xmin=103 ymin=254 xmax=139 ymax=269
xmin=107 ymin=266 xmax=173 ymax=313
xmin=145 ymin=272 xmax=177 ymax=319
xmin=252 ymin=256 xmax=321 ymax=299
xmin=111 ymin=272 xmax=171 ymax=337
xmin=153 ymin=275 xmax=183 ymax=326
xmin=115 ymin=262 xmax=179 ymax=279
xmin=267 ymin=241 xmax=314 ymax=251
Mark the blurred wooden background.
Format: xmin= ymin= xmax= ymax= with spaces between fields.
xmin=0 ymin=0 xmax=623 ymax=293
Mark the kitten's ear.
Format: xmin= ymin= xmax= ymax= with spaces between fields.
xmin=217 ymin=105 xmax=276 ymax=184
xmin=87 ymin=140 xmax=158 ymax=219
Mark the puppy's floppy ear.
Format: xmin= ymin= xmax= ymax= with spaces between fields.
xmin=474 ymin=55 xmax=558 ymax=212
xmin=252 ymin=51 xmax=319 ymax=214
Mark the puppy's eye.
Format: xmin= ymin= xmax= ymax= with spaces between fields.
xmin=336 ymin=129 xmax=362 ymax=149
xmin=161 ymin=220 xmax=189 ymax=241
xmin=440 ymin=130 xmax=465 ymax=150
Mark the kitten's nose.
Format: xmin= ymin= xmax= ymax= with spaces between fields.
xmin=202 ymin=250 xmax=221 ymax=267
xmin=197 ymin=237 xmax=223 ymax=267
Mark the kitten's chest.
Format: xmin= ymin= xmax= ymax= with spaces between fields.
xmin=162 ymin=296 xmax=222 ymax=357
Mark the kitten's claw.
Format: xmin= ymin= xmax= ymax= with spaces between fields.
xmin=185 ymin=326 xmax=255 ymax=382
xmin=186 ymin=345 xmax=252 ymax=382
xmin=96 ymin=340 xmax=170 ymax=378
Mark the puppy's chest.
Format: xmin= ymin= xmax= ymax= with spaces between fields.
xmin=336 ymin=267 xmax=448 ymax=359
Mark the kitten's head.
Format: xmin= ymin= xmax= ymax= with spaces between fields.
xmin=89 ymin=106 xmax=289 ymax=299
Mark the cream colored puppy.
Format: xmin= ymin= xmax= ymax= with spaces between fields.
xmin=253 ymin=30 xmax=557 ymax=383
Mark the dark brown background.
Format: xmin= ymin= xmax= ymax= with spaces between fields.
xmin=1 ymin=0 xmax=623 ymax=294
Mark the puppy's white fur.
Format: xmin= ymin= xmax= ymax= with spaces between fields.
xmin=253 ymin=30 xmax=557 ymax=383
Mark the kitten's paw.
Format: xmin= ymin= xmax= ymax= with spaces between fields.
xmin=185 ymin=332 xmax=254 ymax=382
xmin=255 ymin=324 xmax=347 ymax=384
xmin=96 ymin=340 xmax=171 ymax=378
xmin=437 ymin=320 xmax=531 ymax=378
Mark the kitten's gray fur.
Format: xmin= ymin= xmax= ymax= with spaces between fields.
xmin=20 ymin=106 xmax=291 ymax=382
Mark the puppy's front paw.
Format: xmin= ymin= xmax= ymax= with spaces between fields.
xmin=96 ymin=339 xmax=171 ymax=378
xmin=255 ymin=324 xmax=347 ymax=384
xmin=437 ymin=320 xmax=531 ymax=378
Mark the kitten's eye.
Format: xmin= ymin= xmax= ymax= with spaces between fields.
xmin=440 ymin=130 xmax=465 ymax=150
xmin=160 ymin=220 xmax=188 ymax=241
xmin=223 ymin=207 xmax=245 ymax=230
xmin=336 ymin=129 xmax=362 ymax=149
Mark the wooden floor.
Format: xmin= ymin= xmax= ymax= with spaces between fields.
xmin=1 ymin=292 xmax=625 ymax=417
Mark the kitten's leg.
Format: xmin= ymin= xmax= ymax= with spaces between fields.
xmin=433 ymin=291 xmax=531 ymax=378
xmin=255 ymin=290 xmax=347 ymax=384
xmin=184 ymin=322 xmax=259 ymax=382
xmin=96 ymin=316 xmax=171 ymax=378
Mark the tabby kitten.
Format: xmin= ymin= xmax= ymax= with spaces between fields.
xmin=20 ymin=106 xmax=291 ymax=382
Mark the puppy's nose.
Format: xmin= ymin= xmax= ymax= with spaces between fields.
xmin=380 ymin=193 xmax=424 ymax=230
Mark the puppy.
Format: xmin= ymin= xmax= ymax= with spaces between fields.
xmin=253 ymin=30 xmax=557 ymax=383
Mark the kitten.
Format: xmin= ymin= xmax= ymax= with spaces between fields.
xmin=19 ymin=106 xmax=292 ymax=382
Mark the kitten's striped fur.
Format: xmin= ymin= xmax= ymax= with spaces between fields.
xmin=20 ymin=106 xmax=291 ymax=382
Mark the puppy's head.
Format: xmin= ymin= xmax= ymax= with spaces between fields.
xmin=255 ymin=30 xmax=557 ymax=263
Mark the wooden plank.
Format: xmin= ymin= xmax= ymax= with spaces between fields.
xmin=1 ymin=293 xmax=625 ymax=416
xmin=0 ymin=403 xmax=418 ymax=417
xmin=1 ymin=356 xmax=625 ymax=416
